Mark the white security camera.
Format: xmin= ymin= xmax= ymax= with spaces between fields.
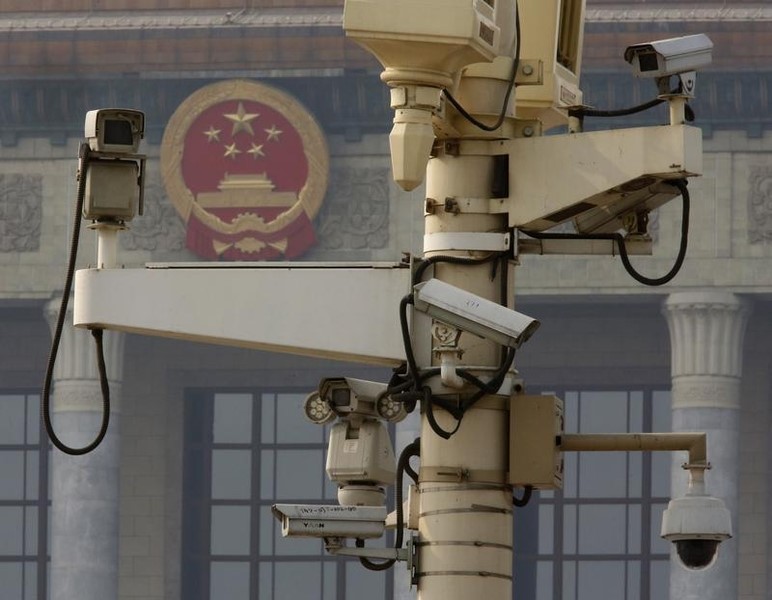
xmin=81 ymin=109 xmax=147 ymax=223
xmin=304 ymin=377 xmax=399 ymax=507
xmin=661 ymin=492 xmax=732 ymax=570
xmin=413 ymin=278 xmax=540 ymax=348
xmin=624 ymin=34 xmax=712 ymax=79
xmin=306 ymin=377 xmax=407 ymax=424
xmin=84 ymin=108 xmax=145 ymax=154
xmin=271 ymin=504 xmax=386 ymax=540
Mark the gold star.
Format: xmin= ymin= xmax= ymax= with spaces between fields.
xmin=223 ymin=143 xmax=241 ymax=160
xmin=265 ymin=125 xmax=283 ymax=142
xmin=224 ymin=102 xmax=259 ymax=137
xmin=247 ymin=143 xmax=265 ymax=159
xmin=203 ymin=125 xmax=221 ymax=142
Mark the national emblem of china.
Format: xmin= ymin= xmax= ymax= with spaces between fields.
xmin=160 ymin=80 xmax=329 ymax=260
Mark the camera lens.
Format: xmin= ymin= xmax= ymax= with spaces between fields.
xmin=676 ymin=539 xmax=720 ymax=570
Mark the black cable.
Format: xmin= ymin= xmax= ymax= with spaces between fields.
xmin=512 ymin=485 xmax=533 ymax=507
xmin=569 ymin=94 xmax=696 ymax=123
xmin=523 ymin=180 xmax=690 ymax=287
xmin=41 ymin=143 xmax=112 ymax=455
xmin=405 ymin=252 xmax=515 ymax=438
xmin=568 ymin=97 xmax=665 ymax=119
xmin=399 ymin=294 xmax=421 ymax=384
xmin=413 ymin=252 xmax=505 ymax=286
xmin=424 ymin=386 xmax=461 ymax=440
xmin=359 ymin=439 xmax=420 ymax=571
xmin=443 ymin=4 xmax=521 ymax=132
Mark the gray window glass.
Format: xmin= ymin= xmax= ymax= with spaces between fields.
xmin=649 ymin=560 xmax=670 ymax=599
xmin=276 ymin=393 xmax=324 ymax=444
xmin=260 ymin=450 xmax=275 ymax=500
xmin=24 ymin=508 xmax=37 ymax=555
xmin=276 ymin=449 xmax=324 ymax=499
xmin=210 ymin=506 xmax=251 ymax=555
xmin=25 ymin=451 xmax=39 ymax=500
xmin=0 ymin=451 xmax=25 ymax=500
xmin=578 ymin=452 xmax=627 ymax=497
xmin=578 ymin=505 xmax=626 ymax=554
xmin=209 ymin=561 xmax=249 ymax=600
xmin=536 ymin=562 xmax=553 ymax=600
xmin=24 ymin=563 xmax=37 ymax=600
xmin=211 ymin=449 xmax=251 ymax=500
xmin=345 ymin=561 xmax=387 ymax=600
xmin=0 ymin=395 xmax=25 ymax=444
xmin=0 ymin=562 xmax=23 ymax=600
xmin=26 ymin=396 xmax=40 ymax=445
xmin=274 ymin=561 xmax=321 ymax=600
xmin=213 ymin=394 xmax=252 ymax=444
xmin=0 ymin=507 xmax=24 ymax=555
xmin=577 ymin=561 xmax=625 ymax=600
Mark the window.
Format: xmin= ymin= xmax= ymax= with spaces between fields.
xmin=0 ymin=393 xmax=50 ymax=600
xmin=514 ymin=390 xmax=672 ymax=600
xmin=182 ymin=390 xmax=393 ymax=600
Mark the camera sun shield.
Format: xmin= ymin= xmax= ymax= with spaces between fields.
xmin=85 ymin=109 xmax=145 ymax=154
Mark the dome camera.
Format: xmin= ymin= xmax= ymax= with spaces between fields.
xmin=660 ymin=493 xmax=731 ymax=571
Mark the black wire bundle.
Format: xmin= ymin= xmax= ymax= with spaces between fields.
xmin=392 ymin=252 xmax=514 ymax=440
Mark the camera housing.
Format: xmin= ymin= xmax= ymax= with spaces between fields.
xmin=413 ymin=278 xmax=540 ymax=349
xmin=82 ymin=109 xmax=147 ymax=223
xmin=85 ymin=109 xmax=145 ymax=154
xmin=624 ymin=34 xmax=713 ymax=79
xmin=271 ymin=504 xmax=386 ymax=540
xmin=660 ymin=492 xmax=732 ymax=570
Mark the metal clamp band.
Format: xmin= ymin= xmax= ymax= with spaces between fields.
xmin=423 ymin=232 xmax=510 ymax=253
xmin=415 ymin=540 xmax=513 ymax=551
xmin=419 ymin=483 xmax=510 ymax=494
xmin=416 ymin=570 xmax=513 ymax=581
xmin=420 ymin=506 xmax=513 ymax=518
xmin=420 ymin=467 xmax=508 ymax=484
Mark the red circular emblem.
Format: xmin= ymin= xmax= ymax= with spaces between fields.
xmin=161 ymin=80 xmax=329 ymax=260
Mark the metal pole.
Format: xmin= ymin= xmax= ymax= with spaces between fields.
xmin=416 ymin=150 xmax=513 ymax=599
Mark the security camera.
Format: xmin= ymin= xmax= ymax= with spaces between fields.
xmin=304 ymin=377 xmax=399 ymax=507
xmin=413 ymin=278 xmax=540 ymax=348
xmin=85 ymin=109 xmax=145 ymax=154
xmin=271 ymin=504 xmax=386 ymax=540
xmin=660 ymin=492 xmax=732 ymax=570
xmin=624 ymin=34 xmax=712 ymax=79
xmin=81 ymin=109 xmax=146 ymax=223
xmin=307 ymin=377 xmax=407 ymax=424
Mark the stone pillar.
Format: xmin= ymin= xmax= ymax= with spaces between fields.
xmin=45 ymin=297 xmax=124 ymax=600
xmin=663 ymin=291 xmax=749 ymax=600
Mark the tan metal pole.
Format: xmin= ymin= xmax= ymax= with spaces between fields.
xmin=416 ymin=149 xmax=513 ymax=599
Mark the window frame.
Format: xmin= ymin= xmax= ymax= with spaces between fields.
xmin=182 ymin=387 xmax=395 ymax=600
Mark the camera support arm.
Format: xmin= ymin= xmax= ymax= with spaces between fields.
xmin=559 ymin=431 xmax=708 ymax=466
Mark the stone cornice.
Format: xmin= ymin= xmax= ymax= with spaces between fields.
xmin=586 ymin=7 xmax=772 ymax=23
xmin=0 ymin=9 xmax=343 ymax=33
xmin=1 ymin=7 xmax=770 ymax=33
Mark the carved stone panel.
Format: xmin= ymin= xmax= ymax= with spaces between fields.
xmin=748 ymin=166 xmax=772 ymax=243
xmin=316 ymin=167 xmax=390 ymax=250
xmin=0 ymin=174 xmax=42 ymax=252
xmin=121 ymin=176 xmax=187 ymax=253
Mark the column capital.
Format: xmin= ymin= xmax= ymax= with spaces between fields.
xmin=662 ymin=291 xmax=750 ymax=381
xmin=44 ymin=294 xmax=126 ymax=387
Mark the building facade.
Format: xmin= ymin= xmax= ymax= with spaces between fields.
xmin=0 ymin=1 xmax=771 ymax=599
